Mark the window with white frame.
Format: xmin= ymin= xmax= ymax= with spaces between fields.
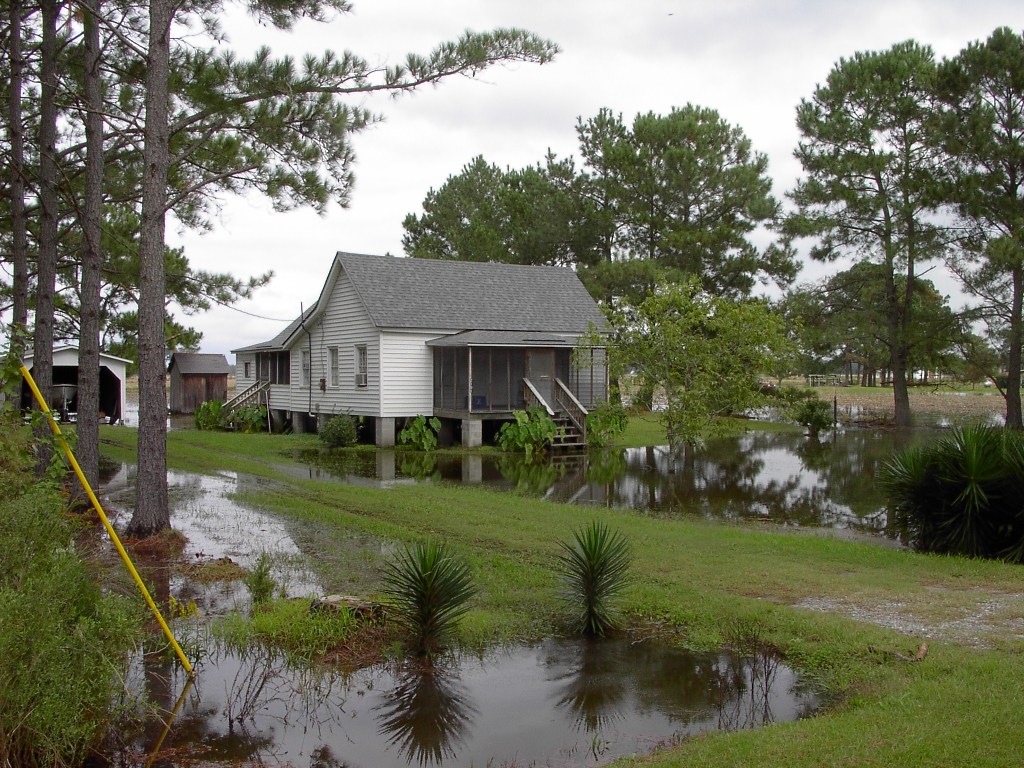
xmin=301 ymin=350 xmax=310 ymax=386
xmin=355 ymin=345 xmax=368 ymax=388
xmin=243 ymin=361 xmax=251 ymax=379
xmin=328 ymin=347 xmax=339 ymax=387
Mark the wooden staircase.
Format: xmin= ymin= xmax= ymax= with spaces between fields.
xmin=223 ymin=379 xmax=270 ymax=415
xmin=522 ymin=377 xmax=589 ymax=450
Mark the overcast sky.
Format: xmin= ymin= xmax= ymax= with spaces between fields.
xmin=170 ymin=1 xmax=1024 ymax=358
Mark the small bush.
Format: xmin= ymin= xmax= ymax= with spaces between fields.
xmin=399 ymin=415 xmax=442 ymax=451
xmin=586 ymin=401 xmax=628 ymax=448
xmin=231 ymin=404 xmax=267 ymax=433
xmin=319 ymin=413 xmax=359 ymax=448
xmin=195 ymin=400 xmax=226 ymax=430
xmin=244 ymin=553 xmax=277 ymax=606
xmin=880 ymin=425 xmax=1024 ymax=561
xmin=383 ymin=540 xmax=476 ymax=660
xmin=0 ymin=420 xmax=140 ymax=766
xmin=790 ymin=397 xmax=833 ymax=436
xmin=497 ymin=407 xmax=558 ymax=457
xmin=555 ymin=520 xmax=632 ymax=637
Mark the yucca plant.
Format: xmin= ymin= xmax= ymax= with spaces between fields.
xmin=383 ymin=540 xmax=477 ymax=660
xmin=880 ymin=425 xmax=1024 ymax=561
xmin=556 ymin=521 xmax=632 ymax=637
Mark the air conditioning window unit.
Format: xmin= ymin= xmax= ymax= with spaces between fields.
xmin=355 ymin=372 xmax=368 ymax=388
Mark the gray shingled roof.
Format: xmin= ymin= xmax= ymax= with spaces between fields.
xmin=235 ymin=253 xmax=606 ymax=353
xmin=338 ymin=252 xmax=606 ymax=332
xmin=427 ymin=330 xmax=584 ymax=348
xmin=169 ymin=352 xmax=230 ymax=375
xmin=232 ymin=303 xmax=318 ymax=353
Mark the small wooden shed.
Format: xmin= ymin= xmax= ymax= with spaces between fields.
xmin=168 ymin=353 xmax=230 ymax=414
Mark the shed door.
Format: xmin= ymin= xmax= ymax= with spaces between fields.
xmin=526 ymin=350 xmax=555 ymax=408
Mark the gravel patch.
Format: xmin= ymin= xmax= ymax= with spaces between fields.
xmin=795 ymin=591 xmax=1024 ymax=648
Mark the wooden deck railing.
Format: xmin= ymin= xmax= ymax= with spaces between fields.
xmin=554 ymin=378 xmax=588 ymax=445
xmin=522 ymin=378 xmax=555 ymax=416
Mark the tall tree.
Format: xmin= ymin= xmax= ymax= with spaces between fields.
xmin=788 ymin=41 xmax=945 ymax=427
xmin=32 ymin=0 xmax=62 ymax=473
xmin=127 ymin=12 xmax=559 ymax=535
xmin=937 ymin=27 xmax=1024 ymax=428
xmin=76 ymin=0 xmax=104 ymax=489
xmin=6 ymin=0 xmax=29 ymax=330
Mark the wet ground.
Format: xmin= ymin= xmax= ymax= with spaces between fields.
xmin=100 ymin=465 xmax=820 ymax=768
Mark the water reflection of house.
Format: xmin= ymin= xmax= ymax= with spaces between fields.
xmin=231 ymin=252 xmax=609 ymax=447
xmin=20 ymin=344 xmax=129 ymax=423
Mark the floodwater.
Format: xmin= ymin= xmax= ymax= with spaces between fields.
xmin=102 ymin=466 xmax=820 ymax=768
xmin=298 ymin=427 xmax=933 ymax=538
xmin=124 ymin=638 xmax=817 ymax=768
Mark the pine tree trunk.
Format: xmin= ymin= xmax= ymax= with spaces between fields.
xmin=33 ymin=0 xmax=60 ymax=475
xmin=1005 ymin=267 xmax=1023 ymax=430
xmin=76 ymin=0 xmax=103 ymax=492
xmin=8 ymin=0 xmax=28 ymax=330
xmin=127 ymin=0 xmax=173 ymax=537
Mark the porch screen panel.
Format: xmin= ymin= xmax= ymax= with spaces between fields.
xmin=509 ymin=350 xmax=526 ymax=409
xmin=471 ymin=349 xmax=491 ymax=411
xmin=491 ymin=348 xmax=510 ymax=410
xmin=454 ymin=349 xmax=469 ymax=410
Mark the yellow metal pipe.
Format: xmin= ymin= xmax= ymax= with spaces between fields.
xmin=20 ymin=365 xmax=194 ymax=677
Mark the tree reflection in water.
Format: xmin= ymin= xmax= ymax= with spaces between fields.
xmin=374 ymin=662 xmax=477 ymax=766
xmin=550 ymin=638 xmax=628 ymax=733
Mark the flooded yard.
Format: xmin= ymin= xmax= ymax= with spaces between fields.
xmin=100 ymin=464 xmax=821 ymax=767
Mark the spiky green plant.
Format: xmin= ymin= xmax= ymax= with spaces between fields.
xmin=880 ymin=425 xmax=1024 ymax=561
xmin=383 ymin=540 xmax=477 ymax=659
xmin=556 ymin=521 xmax=632 ymax=637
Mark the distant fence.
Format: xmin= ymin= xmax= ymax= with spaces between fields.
xmin=805 ymin=374 xmax=844 ymax=387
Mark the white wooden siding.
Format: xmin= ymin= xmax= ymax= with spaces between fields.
xmin=286 ymin=269 xmax=382 ymax=417
xmin=235 ymin=354 xmax=256 ymax=390
xmin=380 ymin=331 xmax=442 ymax=417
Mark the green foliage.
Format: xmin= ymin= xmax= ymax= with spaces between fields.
xmin=399 ymin=415 xmax=442 ymax=451
xmin=383 ymin=540 xmax=477 ymax=659
xmin=215 ymin=598 xmax=358 ymax=662
xmin=496 ymin=407 xmax=559 ymax=456
xmin=555 ymin=521 xmax=632 ymax=637
xmin=585 ymin=400 xmax=628 ymax=449
xmin=771 ymin=387 xmax=833 ymax=436
xmin=319 ymin=413 xmax=359 ymax=448
xmin=232 ymin=404 xmax=267 ymax=433
xmin=612 ymin=278 xmax=793 ymax=448
xmin=0 ymin=409 xmax=139 ymax=767
xmin=244 ymin=553 xmax=277 ymax=606
xmin=195 ymin=400 xmax=226 ymax=430
xmin=880 ymin=426 xmax=1024 ymax=561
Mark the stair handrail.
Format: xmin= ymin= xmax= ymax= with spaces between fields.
xmin=224 ymin=379 xmax=270 ymax=413
xmin=522 ymin=377 xmax=555 ymax=416
xmin=554 ymin=378 xmax=588 ymax=445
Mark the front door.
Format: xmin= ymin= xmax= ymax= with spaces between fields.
xmin=526 ymin=349 xmax=555 ymax=408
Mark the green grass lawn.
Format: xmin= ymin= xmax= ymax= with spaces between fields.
xmin=100 ymin=424 xmax=1024 ymax=767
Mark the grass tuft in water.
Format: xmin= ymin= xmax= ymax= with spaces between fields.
xmin=556 ymin=520 xmax=632 ymax=637
xmin=244 ymin=553 xmax=277 ymax=606
xmin=383 ymin=540 xmax=477 ymax=660
xmin=215 ymin=598 xmax=358 ymax=661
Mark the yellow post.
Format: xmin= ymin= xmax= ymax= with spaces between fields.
xmin=20 ymin=365 xmax=194 ymax=677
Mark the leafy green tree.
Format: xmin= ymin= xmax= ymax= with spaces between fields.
xmin=402 ymin=154 xmax=601 ymax=267
xmin=787 ymin=264 xmax=961 ymax=387
xmin=612 ymin=278 xmax=791 ymax=448
xmin=788 ymin=40 xmax=946 ymax=425
xmin=937 ymin=27 xmax=1024 ymax=427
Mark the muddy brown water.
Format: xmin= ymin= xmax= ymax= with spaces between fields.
xmin=100 ymin=464 xmax=821 ymax=767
